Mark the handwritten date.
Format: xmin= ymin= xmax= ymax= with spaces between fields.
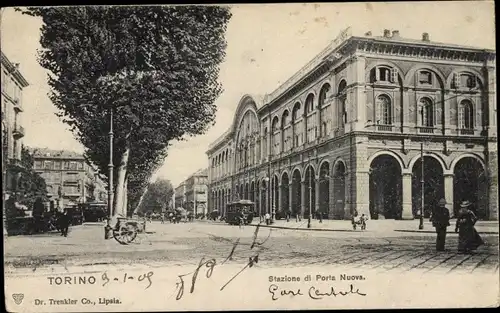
xmin=102 ymin=271 xmax=154 ymax=289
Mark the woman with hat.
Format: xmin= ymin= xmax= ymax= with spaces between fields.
xmin=455 ymin=200 xmax=484 ymax=253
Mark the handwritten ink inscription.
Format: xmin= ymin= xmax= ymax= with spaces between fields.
xmin=269 ymin=284 xmax=367 ymax=301
xmin=174 ymin=223 xmax=271 ymax=301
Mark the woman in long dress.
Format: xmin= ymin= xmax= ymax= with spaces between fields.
xmin=455 ymin=201 xmax=484 ymax=253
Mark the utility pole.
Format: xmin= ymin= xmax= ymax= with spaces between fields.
xmin=308 ymin=167 xmax=312 ymax=229
xmin=105 ymin=105 xmax=114 ymax=239
xmin=419 ymin=142 xmax=425 ymax=230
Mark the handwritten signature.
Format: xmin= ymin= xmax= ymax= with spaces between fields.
xmin=268 ymin=284 xmax=367 ymax=301
xmin=174 ymin=223 xmax=272 ymax=300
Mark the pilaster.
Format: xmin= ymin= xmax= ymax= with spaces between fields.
xmin=443 ymin=173 xmax=454 ymax=218
xmin=314 ymin=178 xmax=320 ymax=215
xmin=288 ymin=182 xmax=293 ymax=214
xmin=301 ymin=181 xmax=306 ymax=216
xmin=401 ymin=172 xmax=414 ymax=220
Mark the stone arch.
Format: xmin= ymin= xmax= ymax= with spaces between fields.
xmin=337 ymin=79 xmax=348 ymax=95
xmin=404 ymin=64 xmax=446 ymax=88
xmin=281 ymin=109 xmax=290 ymax=128
xmin=292 ymin=101 xmax=302 ymax=121
xmin=332 ymin=158 xmax=348 ymax=176
xmin=291 ymin=166 xmax=303 ymax=179
xmin=318 ymin=159 xmax=331 ymax=176
xmin=368 ymin=150 xmax=405 ymax=172
xmin=318 ymin=82 xmax=332 ymax=107
xmin=280 ymin=169 xmax=290 ymax=185
xmin=450 ymin=153 xmax=486 ymax=173
xmin=445 ymin=67 xmax=485 ymax=89
xmin=302 ymin=163 xmax=317 ymax=181
xmin=408 ymin=152 xmax=448 ymax=173
xmin=304 ymin=93 xmax=316 ymax=115
xmin=365 ymin=61 xmax=405 ymax=83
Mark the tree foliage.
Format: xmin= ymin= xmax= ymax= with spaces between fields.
xmin=137 ymin=179 xmax=174 ymax=214
xmin=16 ymin=146 xmax=48 ymax=208
xmin=20 ymin=6 xmax=232 ymax=216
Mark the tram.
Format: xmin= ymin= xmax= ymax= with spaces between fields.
xmin=225 ymin=199 xmax=255 ymax=225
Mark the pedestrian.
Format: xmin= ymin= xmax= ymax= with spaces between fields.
xmin=160 ymin=213 xmax=165 ymax=224
xmin=455 ymin=200 xmax=484 ymax=254
xmin=59 ymin=208 xmax=71 ymax=237
xmin=286 ymin=209 xmax=290 ymax=222
xmin=359 ymin=213 xmax=368 ymax=230
xmin=265 ymin=212 xmax=270 ymax=225
xmin=430 ymin=198 xmax=450 ymax=251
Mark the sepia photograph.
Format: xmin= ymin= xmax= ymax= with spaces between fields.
xmin=2 ymin=2 xmax=498 ymax=311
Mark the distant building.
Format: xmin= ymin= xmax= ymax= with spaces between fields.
xmin=31 ymin=148 xmax=107 ymax=210
xmin=174 ymin=181 xmax=187 ymax=209
xmin=2 ymin=52 xmax=29 ymax=200
xmin=184 ymin=168 xmax=208 ymax=215
xmin=175 ymin=169 xmax=209 ymax=215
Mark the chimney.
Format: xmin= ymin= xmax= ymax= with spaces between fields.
xmin=422 ymin=32 xmax=430 ymax=42
xmin=365 ymin=31 xmax=372 ymax=36
xmin=392 ymin=30 xmax=400 ymax=38
xmin=383 ymin=29 xmax=391 ymax=38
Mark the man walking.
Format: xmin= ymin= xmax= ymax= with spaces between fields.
xmin=59 ymin=208 xmax=71 ymax=237
xmin=430 ymin=198 xmax=450 ymax=251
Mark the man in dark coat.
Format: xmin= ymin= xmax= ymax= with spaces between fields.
xmin=430 ymin=198 xmax=450 ymax=251
xmin=59 ymin=208 xmax=71 ymax=237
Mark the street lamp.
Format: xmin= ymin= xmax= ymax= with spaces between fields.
xmin=262 ymin=176 xmax=270 ymax=223
xmin=307 ymin=169 xmax=313 ymax=229
xmin=419 ymin=142 xmax=425 ymax=230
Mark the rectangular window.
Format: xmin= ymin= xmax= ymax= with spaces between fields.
xmin=45 ymin=161 xmax=53 ymax=170
xmin=78 ymin=162 xmax=84 ymax=170
xmin=34 ymin=160 xmax=43 ymax=169
xmin=54 ymin=161 xmax=61 ymax=170
xmin=419 ymin=71 xmax=432 ymax=84
xmin=70 ymin=161 xmax=77 ymax=170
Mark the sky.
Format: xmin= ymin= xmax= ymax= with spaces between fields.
xmin=0 ymin=2 xmax=495 ymax=187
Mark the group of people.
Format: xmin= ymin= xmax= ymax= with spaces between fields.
xmin=431 ymin=199 xmax=484 ymax=253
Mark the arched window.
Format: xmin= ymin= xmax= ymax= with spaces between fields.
xmin=319 ymin=83 xmax=331 ymax=107
xmin=292 ymin=102 xmax=301 ymax=121
xmin=305 ymin=94 xmax=315 ymax=114
xmin=459 ymin=100 xmax=474 ymax=129
xmin=272 ymin=116 xmax=279 ymax=132
xmin=281 ymin=110 xmax=290 ymax=128
xmin=376 ymin=94 xmax=392 ymax=125
xmin=420 ymin=97 xmax=434 ymax=127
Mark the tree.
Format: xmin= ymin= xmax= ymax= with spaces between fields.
xmin=16 ymin=146 xmax=49 ymax=209
xmin=20 ymin=6 xmax=232 ymax=217
xmin=137 ymin=179 xmax=174 ymax=214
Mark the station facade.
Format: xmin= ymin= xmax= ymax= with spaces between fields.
xmin=206 ymin=29 xmax=497 ymax=221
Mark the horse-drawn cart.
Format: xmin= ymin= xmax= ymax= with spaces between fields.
xmin=111 ymin=216 xmax=146 ymax=245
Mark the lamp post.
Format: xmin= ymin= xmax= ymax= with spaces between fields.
xmin=262 ymin=176 xmax=270 ymax=224
xmin=419 ymin=142 xmax=424 ymax=230
xmin=307 ymin=168 xmax=313 ymax=229
xmin=105 ymin=102 xmax=114 ymax=239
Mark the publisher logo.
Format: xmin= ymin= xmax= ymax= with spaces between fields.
xmin=12 ymin=293 xmax=24 ymax=305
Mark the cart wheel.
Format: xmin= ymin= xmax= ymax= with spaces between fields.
xmin=113 ymin=223 xmax=137 ymax=245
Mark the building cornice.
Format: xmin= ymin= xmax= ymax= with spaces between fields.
xmin=1 ymin=52 xmax=29 ymax=87
xmin=352 ymin=37 xmax=495 ymax=65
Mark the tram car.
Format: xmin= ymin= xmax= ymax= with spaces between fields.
xmin=225 ymin=200 xmax=255 ymax=225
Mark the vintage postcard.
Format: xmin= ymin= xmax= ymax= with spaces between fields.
xmin=2 ymin=2 xmax=498 ymax=311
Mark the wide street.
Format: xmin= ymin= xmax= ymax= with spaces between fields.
xmin=4 ymin=219 xmax=498 ymax=275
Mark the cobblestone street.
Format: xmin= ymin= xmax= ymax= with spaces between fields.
xmin=4 ymin=220 xmax=498 ymax=275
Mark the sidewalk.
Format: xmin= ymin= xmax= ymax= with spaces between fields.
xmin=248 ymin=218 xmax=499 ymax=234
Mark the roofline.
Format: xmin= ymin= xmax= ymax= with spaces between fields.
xmin=1 ymin=51 xmax=29 ymax=87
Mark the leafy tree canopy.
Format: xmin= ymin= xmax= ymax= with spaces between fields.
xmin=137 ymin=178 xmax=174 ymax=214
xmin=19 ymin=6 xmax=232 ymax=216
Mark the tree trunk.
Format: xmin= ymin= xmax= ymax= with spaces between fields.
xmin=113 ymin=144 xmax=130 ymax=217
xmin=123 ymin=175 xmax=128 ymax=217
